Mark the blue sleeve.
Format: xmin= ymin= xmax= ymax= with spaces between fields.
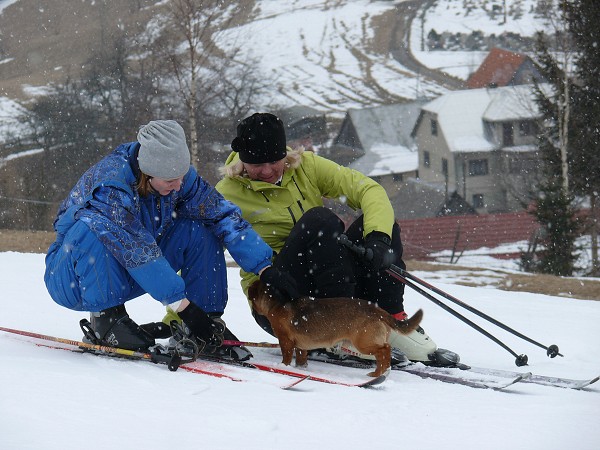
xmin=176 ymin=168 xmax=273 ymax=273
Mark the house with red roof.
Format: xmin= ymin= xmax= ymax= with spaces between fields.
xmin=467 ymin=47 xmax=544 ymax=89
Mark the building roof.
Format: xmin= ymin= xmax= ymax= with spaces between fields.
xmin=343 ymin=102 xmax=423 ymax=175
xmin=349 ymin=143 xmax=418 ymax=176
xmin=277 ymin=105 xmax=323 ymax=126
xmin=418 ymin=84 xmax=543 ymax=153
xmin=345 ymin=102 xmax=423 ymax=151
xmin=467 ymin=48 xmax=528 ymax=89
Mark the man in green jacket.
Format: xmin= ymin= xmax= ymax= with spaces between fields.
xmin=214 ymin=112 xmax=458 ymax=367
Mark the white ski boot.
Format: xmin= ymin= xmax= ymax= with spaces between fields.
xmin=389 ymin=326 xmax=460 ymax=366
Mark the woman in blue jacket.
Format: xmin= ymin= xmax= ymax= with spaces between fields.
xmin=44 ymin=120 xmax=297 ymax=358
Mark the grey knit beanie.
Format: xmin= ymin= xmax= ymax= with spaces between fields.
xmin=137 ymin=120 xmax=191 ymax=179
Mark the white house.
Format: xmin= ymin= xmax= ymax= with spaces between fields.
xmin=411 ymin=84 xmax=544 ymax=214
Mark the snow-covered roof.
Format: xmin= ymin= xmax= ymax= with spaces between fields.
xmin=345 ymin=102 xmax=422 ymax=176
xmin=349 ymin=142 xmax=418 ymax=177
xmin=422 ymin=84 xmax=543 ymax=153
xmin=483 ymin=85 xmax=542 ymax=121
xmin=347 ymin=102 xmax=423 ymax=151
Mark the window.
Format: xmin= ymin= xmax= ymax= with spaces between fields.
xmin=442 ymin=158 xmax=448 ymax=176
xmin=423 ymin=151 xmax=431 ymax=168
xmin=468 ymin=159 xmax=488 ymax=176
xmin=503 ymin=123 xmax=514 ymax=146
xmin=509 ymin=157 xmax=537 ymax=175
xmin=430 ymin=119 xmax=438 ymax=136
xmin=472 ymin=194 xmax=484 ymax=209
xmin=518 ymin=120 xmax=536 ymax=137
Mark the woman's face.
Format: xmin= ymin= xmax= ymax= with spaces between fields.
xmin=149 ymin=176 xmax=184 ymax=196
xmin=243 ymin=159 xmax=286 ymax=184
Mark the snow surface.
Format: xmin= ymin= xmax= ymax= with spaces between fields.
xmin=1 ymin=251 xmax=599 ymax=450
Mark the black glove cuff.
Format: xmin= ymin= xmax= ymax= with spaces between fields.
xmin=366 ymin=230 xmax=392 ymax=246
xmin=178 ymin=302 xmax=216 ymax=341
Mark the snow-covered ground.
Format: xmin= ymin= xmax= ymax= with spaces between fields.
xmin=1 ymin=251 xmax=598 ymax=450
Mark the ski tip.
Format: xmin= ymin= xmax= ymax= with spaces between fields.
xmin=359 ymin=374 xmax=388 ymax=388
xmin=281 ymin=375 xmax=311 ymax=390
xmin=520 ymin=372 xmax=533 ymax=381
xmin=490 ymin=372 xmax=532 ymax=390
xmin=572 ymin=375 xmax=600 ymax=390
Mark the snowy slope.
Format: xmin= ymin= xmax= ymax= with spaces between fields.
xmin=0 ymin=0 xmax=551 ymax=126
xmin=1 ymin=251 xmax=598 ymax=450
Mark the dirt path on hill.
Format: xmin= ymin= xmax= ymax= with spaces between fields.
xmin=389 ymin=0 xmax=464 ymax=90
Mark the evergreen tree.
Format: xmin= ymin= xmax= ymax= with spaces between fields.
xmin=529 ymin=2 xmax=580 ymax=276
xmin=563 ymin=0 xmax=600 ymax=275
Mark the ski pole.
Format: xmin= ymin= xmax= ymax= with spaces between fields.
xmin=339 ymin=234 xmax=562 ymax=358
xmin=390 ymin=266 xmax=529 ymax=366
xmin=388 ymin=266 xmax=562 ymax=358
xmin=338 ymin=235 xmax=530 ymax=366
xmin=222 ymin=339 xmax=280 ymax=348
xmin=0 ymin=325 xmax=183 ymax=371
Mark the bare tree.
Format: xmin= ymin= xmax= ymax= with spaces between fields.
xmin=161 ymin=0 xmax=264 ymax=168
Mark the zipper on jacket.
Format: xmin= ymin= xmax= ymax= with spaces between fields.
xmin=291 ymin=176 xmax=306 ymax=213
xmin=287 ymin=206 xmax=297 ymax=224
xmin=291 ymin=176 xmax=306 ymax=200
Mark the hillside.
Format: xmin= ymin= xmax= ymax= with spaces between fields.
xmin=0 ymin=0 xmax=153 ymax=99
xmin=0 ymin=0 xmax=434 ymax=112
xmin=0 ymin=0 xmax=547 ymax=113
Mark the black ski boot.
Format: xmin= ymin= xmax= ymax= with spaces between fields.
xmin=140 ymin=321 xmax=173 ymax=340
xmin=426 ymin=348 xmax=461 ymax=367
xmin=87 ymin=305 xmax=155 ymax=351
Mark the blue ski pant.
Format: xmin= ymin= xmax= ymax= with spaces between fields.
xmin=45 ymin=219 xmax=227 ymax=313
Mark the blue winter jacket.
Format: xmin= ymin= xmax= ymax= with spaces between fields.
xmin=47 ymin=142 xmax=273 ymax=304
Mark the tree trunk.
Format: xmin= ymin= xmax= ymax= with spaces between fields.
xmin=591 ymin=193 xmax=599 ymax=276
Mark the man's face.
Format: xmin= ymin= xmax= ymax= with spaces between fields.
xmin=243 ymin=158 xmax=286 ymax=184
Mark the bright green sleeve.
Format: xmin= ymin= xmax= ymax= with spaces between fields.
xmin=308 ymin=153 xmax=395 ymax=237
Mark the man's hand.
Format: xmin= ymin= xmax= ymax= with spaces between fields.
xmin=259 ymin=267 xmax=301 ymax=301
xmin=364 ymin=231 xmax=394 ymax=271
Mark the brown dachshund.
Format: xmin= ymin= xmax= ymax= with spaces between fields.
xmin=248 ymin=280 xmax=423 ymax=377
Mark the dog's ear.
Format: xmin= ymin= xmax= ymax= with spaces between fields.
xmin=247 ymin=280 xmax=259 ymax=303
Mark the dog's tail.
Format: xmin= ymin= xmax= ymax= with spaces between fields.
xmin=391 ymin=309 xmax=423 ymax=334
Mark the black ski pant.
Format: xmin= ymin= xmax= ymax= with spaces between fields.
xmin=252 ymin=206 xmax=406 ymax=336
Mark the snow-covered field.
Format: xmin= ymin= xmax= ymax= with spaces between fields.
xmin=1 ymin=251 xmax=598 ymax=450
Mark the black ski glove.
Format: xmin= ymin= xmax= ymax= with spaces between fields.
xmin=364 ymin=231 xmax=394 ymax=271
xmin=178 ymin=301 xmax=225 ymax=348
xmin=260 ymin=267 xmax=301 ymax=302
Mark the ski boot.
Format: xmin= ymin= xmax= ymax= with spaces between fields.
xmin=388 ymin=325 xmax=460 ymax=367
xmin=166 ymin=311 xmax=252 ymax=362
xmin=206 ymin=316 xmax=253 ymax=362
xmin=82 ymin=304 xmax=155 ymax=351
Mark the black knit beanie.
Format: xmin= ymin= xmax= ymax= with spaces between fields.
xmin=231 ymin=113 xmax=287 ymax=164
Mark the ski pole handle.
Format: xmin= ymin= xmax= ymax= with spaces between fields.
xmin=337 ymin=234 xmax=373 ymax=261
